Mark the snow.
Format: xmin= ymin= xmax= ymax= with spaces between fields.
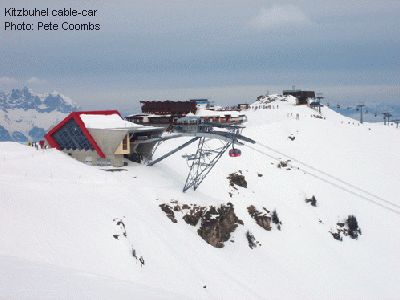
xmin=80 ymin=113 xmax=140 ymax=129
xmin=0 ymin=109 xmax=67 ymax=133
xmin=1 ymin=100 xmax=400 ymax=299
xmin=195 ymin=108 xmax=241 ymax=118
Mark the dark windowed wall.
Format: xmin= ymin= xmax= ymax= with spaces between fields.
xmin=52 ymin=119 xmax=94 ymax=151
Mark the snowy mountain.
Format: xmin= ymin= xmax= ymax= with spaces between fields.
xmin=0 ymin=87 xmax=78 ymax=142
xmin=1 ymin=98 xmax=399 ymax=299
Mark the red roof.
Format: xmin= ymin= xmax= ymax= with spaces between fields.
xmin=45 ymin=110 xmax=121 ymax=158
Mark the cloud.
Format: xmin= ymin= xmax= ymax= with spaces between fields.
xmin=250 ymin=5 xmax=312 ymax=30
xmin=0 ymin=76 xmax=18 ymax=88
xmin=27 ymin=77 xmax=48 ymax=86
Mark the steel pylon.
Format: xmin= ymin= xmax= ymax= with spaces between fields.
xmin=182 ymin=137 xmax=231 ymax=192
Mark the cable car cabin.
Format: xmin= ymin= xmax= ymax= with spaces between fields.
xmin=229 ymin=148 xmax=241 ymax=157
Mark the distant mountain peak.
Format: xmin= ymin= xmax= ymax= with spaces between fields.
xmin=0 ymin=87 xmax=78 ymax=113
xmin=0 ymin=87 xmax=78 ymax=142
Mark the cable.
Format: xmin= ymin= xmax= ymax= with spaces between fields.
xmin=244 ymin=144 xmax=400 ymax=216
xmin=254 ymin=141 xmax=400 ymax=210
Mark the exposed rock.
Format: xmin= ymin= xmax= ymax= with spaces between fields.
xmin=247 ymin=205 xmax=272 ymax=231
xmin=159 ymin=204 xmax=178 ymax=223
xmin=198 ymin=203 xmax=243 ymax=248
xmin=160 ymin=200 xmax=245 ymax=248
xmin=246 ymin=230 xmax=260 ymax=249
xmin=271 ymin=210 xmax=282 ymax=230
xmin=330 ymin=231 xmax=342 ymax=241
xmin=346 ymin=215 xmax=362 ymax=239
xmin=330 ymin=215 xmax=361 ymax=241
xmin=277 ymin=160 xmax=291 ymax=169
xmin=182 ymin=205 xmax=205 ymax=226
xmin=257 ymin=173 xmax=263 ymax=177
xmin=227 ymin=172 xmax=247 ymax=188
xmin=305 ymin=195 xmax=317 ymax=207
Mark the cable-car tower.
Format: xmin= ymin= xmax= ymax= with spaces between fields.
xmin=146 ymin=116 xmax=255 ymax=192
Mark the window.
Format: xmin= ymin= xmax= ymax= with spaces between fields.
xmin=52 ymin=119 xmax=94 ymax=151
xmin=122 ymin=135 xmax=128 ymax=150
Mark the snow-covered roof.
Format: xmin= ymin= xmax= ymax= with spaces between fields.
xmin=195 ymin=108 xmax=241 ymax=118
xmin=81 ymin=113 xmax=163 ymax=132
xmin=80 ymin=113 xmax=140 ymax=130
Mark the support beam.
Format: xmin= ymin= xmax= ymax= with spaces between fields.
xmin=147 ymin=137 xmax=200 ymax=166
xmin=356 ymin=104 xmax=365 ymax=124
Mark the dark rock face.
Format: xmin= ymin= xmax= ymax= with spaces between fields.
xmin=246 ymin=230 xmax=261 ymax=249
xmin=277 ymin=160 xmax=290 ymax=168
xmin=198 ymin=203 xmax=243 ymax=248
xmin=159 ymin=200 xmax=248 ymax=248
xmin=247 ymin=205 xmax=272 ymax=231
xmin=330 ymin=215 xmax=362 ymax=241
xmin=227 ymin=172 xmax=247 ymax=188
xmin=305 ymin=196 xmax=317 ymax=207
xmin=159 ymin=204 xmax=178 ymax=223
xmin=183 ymin=205 xmax=206 ymax=226
xmin=271 ymin=210 xmax=282 ymax=230
xmin=346 ymin=215 xmax=361 ymax=239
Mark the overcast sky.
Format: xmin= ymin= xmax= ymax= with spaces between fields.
xmin=1 ymin=0 xmax=399 ymax=111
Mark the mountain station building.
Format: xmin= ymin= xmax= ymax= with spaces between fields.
xmin=45 ymin=110 xmax=162 ymax=167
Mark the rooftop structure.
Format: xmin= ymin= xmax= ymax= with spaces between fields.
xmin=190 ymin=99 xmax=209 ymax=109
xmin=282 ymin=89 xmax=315 ymax=105
xmin=140 ymin=100 xmax=196 ymax=115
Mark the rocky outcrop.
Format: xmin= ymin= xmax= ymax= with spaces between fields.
xmin=159 ymin=203 xmax=178 ymax=223
xmin=277 ymin=160 xmax=291 ymax=169
xmin=198 ymin=203 xmax=243 ymax=248
xmin=247 ymin=205 xmax=282 ymax=231
xmin=271 ymin=210 xmax=282 ymax=230
xmin=247 ymin=205 xmax=272 ymax=231
xmin=330 ymin=215 xmax=362 ymax=241
xmin=305 ymin=196 xmax=317 ymax=207
xmin=159 ymin=200 xmax=243 ymax=248
xmin=227 ymin=171 xmax=247 ymax=188
xmin=246 ymin=230 xmax=261 ymax=249
xmin=182 ymin=205 xmax=206 ymax=226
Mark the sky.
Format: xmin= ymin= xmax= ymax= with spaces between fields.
xmin=0 ymin=0 xmax=399 ymax=112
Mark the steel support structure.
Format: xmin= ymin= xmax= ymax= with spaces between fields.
xmin=147 ymin=122 xmax=255 ymax=192
xmin=182 ymin=137 xmax=231 ymax=192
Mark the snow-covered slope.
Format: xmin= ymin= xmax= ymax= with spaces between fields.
xmin=1 ymin=99 xmax=399 ymax=299
xmin=0 ymin=87 xmax=77 ymax=142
